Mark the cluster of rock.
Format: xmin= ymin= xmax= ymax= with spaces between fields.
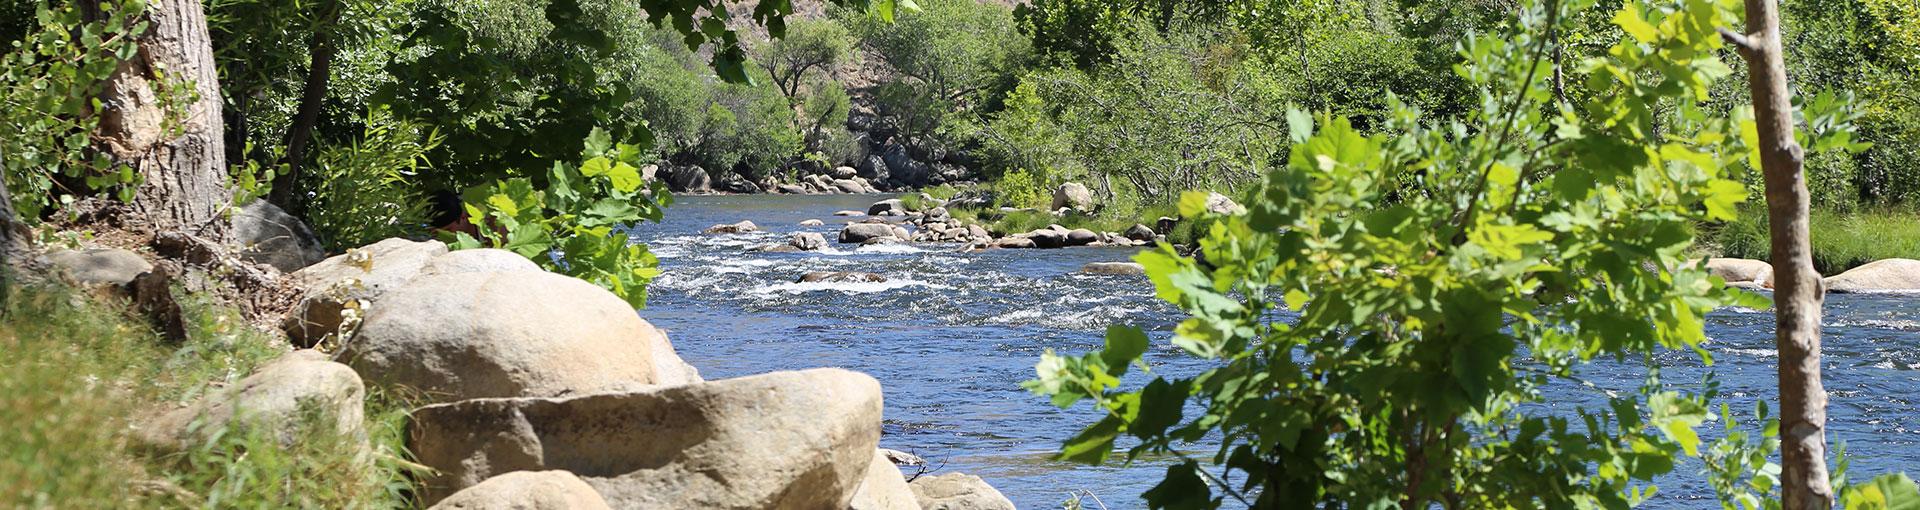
xmin=64 ymin=230 xmax=1012 ymax=509
xmin=1701 ymin=257 xmax=1920 ymax=293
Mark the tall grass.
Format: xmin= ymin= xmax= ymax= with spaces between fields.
xmin=0 ymin=278 xmax=419 ymax=508
xmin=1708 ymin=207 xmax=1920 ymax=274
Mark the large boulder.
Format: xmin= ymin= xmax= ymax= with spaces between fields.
xmin=47 ymin=248 xmax=152 ymax=287
xmin=1203 ymin=192 xmax=1245 ymax=215
xmin=841 ymin=223 xmax=902 ymax=244
xmin=647 ymin=323 xmax=702 ymax=387
xmin=1064 ymin=229 xmax=1099 ymax=247
xmin=908 ymin=474 xmax=1014 ymax=510
xmin=421 ymin=249 xmax=541 ymax=277
xmin=1125 ymin=224 xmax=1156 ymax=242
xmin=664 ymin=165 xmax=712 ymax=193
xmin=338 ymin=270 xmax=662 ymax=403
xmin=428 ymin=471 xmax=612 ymax=510
xmin=1051 ymin=183 xmax=1094 ymax=212
xmin=283 ymin=238 xmax=447 ymax=348
xmin=705 ymin=220 xmax=760 ymax=234
xmin=1028 ymin=227 xmax=1069 ymax=249
xmin=791 ymin=232 xmax=828 ymax=251
xmin=1702 ymin=258 xmax=1772 ymax=287
xmin=849 ymin=450 xmax=919 ymax=510
xmin=869 ymin=199 xmax=908 ymax=217
xmin=833 ymin=179 xmax=870 ymax=194
xmin=138 ymin=350 xmax=365 ymax=453
xmin=1825 ymin=258 xmax=1920 ymax=293
xmin=233 ymin=200 xmax=326 ymax=272
xmin=858 ymin=155 xmax=891 ymax=183
xmin=409 ymin=369 xmax=884 ymax=508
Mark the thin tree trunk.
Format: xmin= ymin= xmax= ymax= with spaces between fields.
xmin=1721 ymin=4 xmax=1832 ymax=509
xmin=0 ymin=143 xmax=22 ymax=255
xmin=95 ymin=0 xmax=231 ymax=238
xmin=273 ymin=2 xmax=340 ymax=210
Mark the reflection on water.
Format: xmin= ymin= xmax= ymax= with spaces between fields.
xmin=631 ymin=194 xmax=1920 ymax=509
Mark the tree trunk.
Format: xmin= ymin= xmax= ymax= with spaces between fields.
xmin=273 ymin=2 xmax=341 ymax=210
xmin=1721 ymin=4 xmax=1833 ymax=509
xmin=95 ymin=0 xmax=230 ymax=239
xmin=0 ymin=144 xmax=22 ymax=255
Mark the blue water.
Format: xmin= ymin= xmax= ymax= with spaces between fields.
xmin=630 ymin=194 xmax=1920 ymax=509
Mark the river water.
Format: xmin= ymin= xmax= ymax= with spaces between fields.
xmin=629 ymin=194 xmax=1919 ymax=509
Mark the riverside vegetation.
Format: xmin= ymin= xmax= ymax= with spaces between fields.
xmin=1 ymin=0 xmax=1918 ymax=508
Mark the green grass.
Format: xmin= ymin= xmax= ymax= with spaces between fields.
xmin=0 ymin=277 xmax=419 ymax=508
xmin=1706 ymin=206 xmax=1920 ymax=274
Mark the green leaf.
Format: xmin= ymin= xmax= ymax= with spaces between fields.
xmin=1844 ymin=473 xmax=1920 ymax=510
xmin=1101 ymin=325 xmax=1149 ymax=376
xmin=1056 ymin=415 xmax=1122 ymax=465
xmin=607 ymin=162 xmax=644 ymax=193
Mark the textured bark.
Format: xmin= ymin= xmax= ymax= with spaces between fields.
xmin=95 ymin=0 xmax=230 ymax=238
xmin=1721 ymin=4 xmax=1833 ymax=509
xmin=272 ymin=2 xmax=341 ymax=210
xmin=0 ymin=143 xmax=22 ymax=254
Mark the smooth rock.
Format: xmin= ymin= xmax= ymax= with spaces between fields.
xmin=791 ymin=232 xmax=828 ymax=251
xmin=1125 ymin=224 xmax=1156 ymax=242
xmin=800 ymin=271 xmax=887 ymax=283
xmin=909 ymin=473 xmax=1014 ymax=510
xmin=800 ymin=219 xmax=826 ymax=227
xmin=1081 ymin=262 xmax=1145 ymax=275
xmin=1826 ymin=258 xmax=1920 ymax=293
xmin=138 ymin=350 xmax=365 ymax=453
xmin=1702 ymin=257 xmax=1772 ymax=284
xmin=283 ymin=238 xmax=447 ymax=348
xmin=777 ymin=184 xmax=810 ymax=195
xmin=833 ymin=179 xmax=869 ymax=194
xmin=1204 ymin=192 xmax=1245 ymax=215
xmin=1051 ymin=183 xmax=1094 ymax=212
xmin=1028 ymin=229 xmax=1068 ymax=249
xmin=831 ymin=166 xmax=859 ymax=179
xmin=841 ymin=223 xmax=901 ymax=244
xmin=869 ymin=199 xmax=908 ymax=217
xmin=664 ymin=165 xmax=712 ymax=193
xmin=993 ymin=237 xmax=1037 ymax=249
xmin=48 ymin=248 xmax=152 ymax=287
xmin=1065 ymin=229 xmax=1099 ymax=246
xmin=705 ymin=220 xmax=759 ymax=234
xmin=836 ymin=210 xmax=867 ymax=217
xmin=421 ymin=249 xmax=541 ymax=277
xmin=428 ymin=471 xmax=612 ymax=510
xmin=849 ymin=450 xmax=919 ymax=510
xmin=340 ymin=271 xmax=661 ymax=403
xmin=233 ymin=200 xmax=326 ymax=272
xmin=409 ymin=369 xmax=883 ymax=508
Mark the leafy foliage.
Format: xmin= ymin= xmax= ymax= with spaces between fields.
xmin=843 ymin=0 xmax=1030 ymax=145
xmin=303 ymin=107 xmax=442 ymax=249
xmin=0 ymin=1 xmax=152 ymax=221
xmin=1022 ymin=0 xmax=1818 ymax=507
xmin=453 ymin=129 xmax=668 ymax=308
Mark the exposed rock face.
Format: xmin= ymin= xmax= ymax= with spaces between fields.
xmin=427 ymin=471 xmax=612 ymax=510
xmin=705 ymin=220 xmax=760 ymax=234
xmin=1051 ymin=183 xmax=1094 ymax=212
xmin=909 ymin=473 xmax=1014 ymax=510
xmin=339 ymin=270 xmax=660 ymax=403
xmin=1703 ymin=258 xmax=1773 ymax=288
xmin=800 ymin=271 xmax=887 ymax=283
xmin=664 ymin=165 xmax=712 ymax=193
xmin=841 ymin=223 xmax=903 ymax=244
xmin=283 ymin=238 xmax=447 ymax=348
xmin=233 ymin=200 xmax=325 ymax=272
xmin=1081 ymin=262 xmax=1146 ymax=275
xmin=791 ymin=232 xmax=828 ymax=251
xmin=1826 ymin=258 xmax=1920 ymax=293
xmin=869 ymin=199 xmax=908 ymax=216
xmin=849 ymin=450 xmax=919 ymax=510
xmin=138 ymin=350 xmax=365 ymax=453
xmin=421 ymin=249 xmax=540 ymax=277
xmin=1125 ymin=224 xmax=1156 ymax=242
xmin=48 ymin=248 xmax=153 ymax=287
xmin=409 ymin=369 xmax=884 ymax=509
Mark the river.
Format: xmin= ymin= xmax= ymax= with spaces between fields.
xmin=628 ymin=194 xmax=1919 ymax=509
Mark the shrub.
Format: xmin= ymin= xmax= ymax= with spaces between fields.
xmin=1710 ymin=207 xmax=1920 ymax=275
xmin=993 ymin=169 xmax=1050 ymax=210
xmin=454 ymin=128 xmax=668 ymax=308
xmin=302 ymin=108 xmax=441 ymax=249
xmin=843 ymin=0 xmax=1030 ymax=144
xmin=0 ymin=1 xmax=153 ymax=221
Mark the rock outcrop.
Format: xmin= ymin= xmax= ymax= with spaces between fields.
xmin=409 ymin=369 xmax=884 ymax=508
xmin=233 ymin=200 xmax=326 ymax=272
xmin=283 ymin=238 xmax=447 ymax=348
xmin=138 ymin=350 xmax=365 ymax=453
xmin=1826 ymin=258 xmax=1920 ymax=293
xmin=909 ymin=473 xmax=1015 ymax=510
xmin=427 ymin=471 xmax=612 ymax=510
xmin=339 ymin=270 xmax=662 ymax=403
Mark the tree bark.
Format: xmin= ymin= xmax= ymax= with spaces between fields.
xmin=0 ymin=144 xmax=22 ymax=256
xmin=1721 ymin=3 xmax=1833 ymax=509
xmin=95 ymin=0 xmax=231 ymax=239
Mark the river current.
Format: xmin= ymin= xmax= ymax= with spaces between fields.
xmin=628 ymin=194 xmax=1919 ymax=509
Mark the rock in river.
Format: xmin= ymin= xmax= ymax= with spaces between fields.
xmin=1826 ymin=258 xmax=1920 ymax=293
xmin=909 ymin=473 xmax=1015 ymax=510
xmin=1081 ymin=262 xmax=1145 ymax=275
xmin=409 ymin=369 xmax=883 ymax=509
xmin=705 ymin=220 xmax=759 ymax=234
xmin=869 ymin=199 xmax=908 ymax=217
xmin=339 ymin=270 xmax=665 ymax=403
xmin=790 ymin=232 xmax=828 ymax=251
xmin=1702 ymin=258 xmax=1772 ymax=287
xmin=801 ymin=271 xmax=887 ymax=283
xmin=841 ymin=223 xmax=903 ymax=244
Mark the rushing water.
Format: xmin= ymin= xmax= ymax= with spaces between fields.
xmin=629 ymin=194 xmax=1920 ymax=509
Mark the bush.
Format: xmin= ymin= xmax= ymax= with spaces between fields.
xmin=993 ymin=169 xmax=1050 ymax=210
xmin=302 ymin=108 xmax=441 ymax=249
xmin=843 ymin=0 xmax=1030 ymax=144
xmin=1 ymin=1 xmax=151 ymax=221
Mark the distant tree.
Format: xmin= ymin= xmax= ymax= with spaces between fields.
xmin=754 ymin=19 xmax=857 ymax=105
